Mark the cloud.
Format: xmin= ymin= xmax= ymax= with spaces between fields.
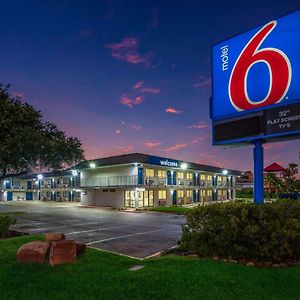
xmin=144 ymin=141 xmax=161 ymax=149
xmin=193 ymin=77 xmax=211 ymax=88
xmin=187 ymin=123 xmax=208 ymax=129
xmin=140 ymin=87 xmax=160 ymax=94
xmin=119 ymin=94 xmax=144 ymax=108
xmin=133 ymin=80 xmax=144 ymax=90
xmin=164 ymin=143 xmax=187 ymax=152
xmin=130 ymin=124 xmax=142 ymax=130
xmin=115 ymin=129 xmax=121 ymax=134
xmin=165 ymin=107 xmax=181 ymax=114
xmin=106 ymin=37 xmax=149 ymax=65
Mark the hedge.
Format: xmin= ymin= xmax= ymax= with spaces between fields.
xmin=180 ymin=200 xmax=300 ymax=263
xmin=0 ymin=215 xmax=16 ymax=238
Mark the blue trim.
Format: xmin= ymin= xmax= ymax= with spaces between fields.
xmin=253 ymin=140 xmax=264 ymax=204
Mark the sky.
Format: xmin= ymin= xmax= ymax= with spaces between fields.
xmin=0 ymin=0 xmax=299 ymax=171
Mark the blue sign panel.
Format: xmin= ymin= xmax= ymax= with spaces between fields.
xmin=212 ymin=10 xmax=300 ymax=121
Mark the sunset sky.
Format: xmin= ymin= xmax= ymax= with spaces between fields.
xmin=1 ymin=0 xmax=299 ymax=171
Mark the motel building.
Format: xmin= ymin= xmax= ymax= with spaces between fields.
xmin=0 ymin=153 xmax=240 ymax=208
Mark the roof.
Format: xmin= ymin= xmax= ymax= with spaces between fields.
xmin=75 ymin=152 xmax=242 ymax=176
xmin=1 ymin=169 xmax=74 ymax=180
xmin=264 ymin=162 xmax=286 ymax=172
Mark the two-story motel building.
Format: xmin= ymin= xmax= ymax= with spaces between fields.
xmin=0 ymin=153 xmax=241 ymax=208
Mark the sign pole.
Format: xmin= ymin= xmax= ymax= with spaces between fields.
xmin=253 ymin=140 xmax=264 ymax=204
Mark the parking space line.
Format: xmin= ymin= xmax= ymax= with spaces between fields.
xmin=25 ymin=221 xmax=104 ymax=232
xmin=66 ymin=225 xmax=132 ymax=235
xmin=87 ymin=229 xmax=163 ymax=245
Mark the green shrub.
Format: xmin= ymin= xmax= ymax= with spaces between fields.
xmin=180 ymin=200 xmax=300 ymax=263
xmin=0 ymin=215 xmax=16 ymax=238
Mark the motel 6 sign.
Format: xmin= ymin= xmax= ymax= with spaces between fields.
xmin=211 ymin=10 xmax=300 ymax=145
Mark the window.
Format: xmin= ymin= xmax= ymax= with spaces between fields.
xmin=125 ymin=190 xmax=135 ymax=208
xmin=207 ymin=190 xmax=212 ymax=196
xmin=102 ymin=189 xmax=109 ymax=192
xmin=200 ymin=174 xmax=206 ymax=180
xmin=186 ymin=190 xmax=193 ymax=198
xmin=109 ymin=189 xmax=116 ymax=192
xmin=145 ymin=168 xmax=154 ymax=177
xmin=186 ymin=173 xmax=193 ymax=180
xmin=158 ymin=190 xmax=167 ymax=199
xmin=177 ymin=172 xmax=184 ymax=180
xmin=158 ymin=170 xmax=166 ymax=178
xmin=177 ymin=190 xmax=184 ymax=198
xmin=207 ymin=175 xmax=212 ymax=181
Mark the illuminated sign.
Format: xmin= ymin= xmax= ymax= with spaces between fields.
xmin=148 ymin=156 xmax=179 ymax=168
xmin=212 ymin=10 xmax=300 ymax=121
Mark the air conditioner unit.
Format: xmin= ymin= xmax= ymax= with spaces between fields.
xmin=179 ymin=180 xmax=184 ymax=185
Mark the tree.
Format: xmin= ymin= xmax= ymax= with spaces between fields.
xmin=264 ymin=173 xmax=284 ymax=195
xmin=282 ymin=163 xmax=300 ymax=193
xmin=0 ymin=84 xmax=85 ymax=176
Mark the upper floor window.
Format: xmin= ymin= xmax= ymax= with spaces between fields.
xmin=207 ymin=175 xmax=212 ymax=181
xmin=177 ymin=172 xmax=184 ymax=180
xmin=158 ymin=170 xmax=166 ymax=178
xmin=200 ymin=174 xmax=206 ymax=180
xmin=145 ymin=169 xmax=154 ymax=177
xmin=186 ymin=173 xmax=193 ymax=180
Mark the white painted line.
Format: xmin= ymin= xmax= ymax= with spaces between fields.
xmin=87 ymin=246 xmax=142 ymax=260
xmin=66 ymin=225 xmax=132 ymax=235
xmin=26 ymin=221 xmax=104 ymax=232
xmin=87 ymin=229 xmax=163 ymax=245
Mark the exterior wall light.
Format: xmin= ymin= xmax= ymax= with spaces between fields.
xmin=37 ymin=174 xmax=43 ymax=180
xmin=71 ymin=170 xmax=78 ymax=176
xmin=222 ymin=169 xmax=228 ymax=175
xmin=181 ymin=163 xmax=188 ymax=170
xmin=90 ymin=162 xmax=96 ymax=168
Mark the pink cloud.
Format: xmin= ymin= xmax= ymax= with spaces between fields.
xmin=130 ymin=124 xmax=142 ymax=130
xmin=165 ymin=107 xmax=181 ymax=114
xmin=140 ymin=87 xmax=160 ymax=94
xmin=119 ymin=94 xmax=144 ymax=108
xmin=115 ymin=129 xmax=121 ymax=134
xmin=106 ymin=37 xmax=149 ymax=65
xmin=144 ymin=141 xmax=161 ymax=149
xmin=133 ymin=80 xmax=144 ymax=90
xmin=193 ymin=78 xmax=211 ymax=88
xmin=188 ymin=123 xmax=208 ymax=129
xmin=164 ymin=143 xmax=187 ymax=152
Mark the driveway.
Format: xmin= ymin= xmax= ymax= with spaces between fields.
xmin=0 ymin=201 xmax=185 ymax=259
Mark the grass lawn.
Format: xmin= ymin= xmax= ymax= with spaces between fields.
xmin=1 ymin=236 xmax=300 ymax=300
xmin=148 ymin=206 xmax=191 ymax=214
xmin=0 ymin=211 xmax=25 ymax=216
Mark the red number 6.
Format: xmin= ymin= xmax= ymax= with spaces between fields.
xmin=229 ymin=21 xmax=291 ymax=111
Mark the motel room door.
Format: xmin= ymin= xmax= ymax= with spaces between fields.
xmin=172 ymin=190 xmax=177 ymax=205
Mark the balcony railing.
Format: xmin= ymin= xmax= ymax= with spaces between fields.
xmin=80 ymin=176 xmax=235 ymax=188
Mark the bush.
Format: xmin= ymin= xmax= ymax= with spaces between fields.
xmin=0 ymin=215 xmax=16 ymax=238
xmin=180 ymin=200 xmax=300 ymax=263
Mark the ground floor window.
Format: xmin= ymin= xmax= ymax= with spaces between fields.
xmin=186 ymin=190 xmax=193 ymax=198
xmin=177 ymin=190 xmax=184 ymax=198
xmin=124 ymin=190 xmax=154 ymax=208
xmin=158 ymin=190 xmax=167 ymax=200
xmin=124 ymin=190 xmax=135 ymax=208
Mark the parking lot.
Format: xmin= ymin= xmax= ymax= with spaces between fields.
xmin=1 ymin=201 xmax=185 ymax=258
